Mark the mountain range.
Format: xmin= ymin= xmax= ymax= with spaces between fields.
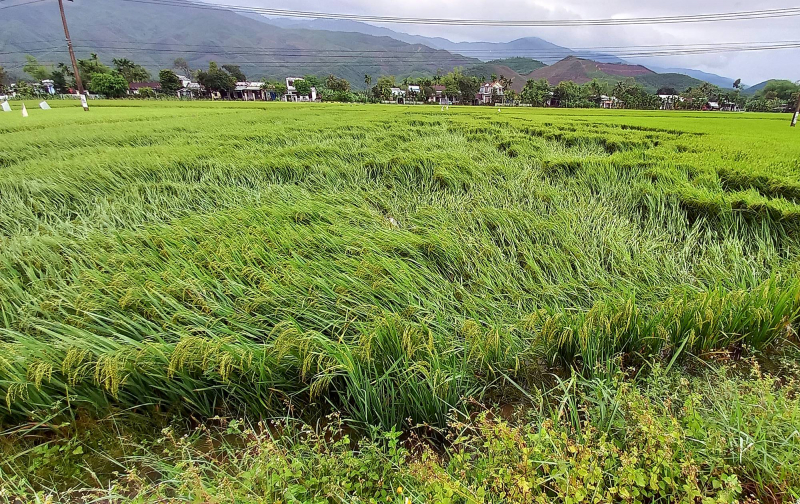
xmin=0 ymin=0 xmax=738 ymax=90
xmin=0 ymin=0 xmax=479 ymax=85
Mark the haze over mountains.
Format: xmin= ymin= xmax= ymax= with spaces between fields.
xmin=259 ymin=16 xmax=739 ymax=88
xmin=1 ymin=0 xmax=740 ymax=89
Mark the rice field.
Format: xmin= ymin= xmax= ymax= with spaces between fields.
xmin=1 ymin=101 xmax=800 ymax=501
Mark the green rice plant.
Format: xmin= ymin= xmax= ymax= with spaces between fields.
xmin=1 ymin=101 xmax=799 ymax=435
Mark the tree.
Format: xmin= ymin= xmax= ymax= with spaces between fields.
xmin=756 ymin=80 xmax=799 ymax=101
xmin=113 ymin=58 xmax=150 ymax=83
xmin=553 ymin=80 xmax=582 ymax=107
xmin=136 ymin=86 xmax=156 ymax=98
xmin=196 ymin=62 xmax=236 ymax=96
xmin=521 ymin=78 xmax=551 ymax=106
xmin=173 ymin=58 xmax=191 ymax=76
xmin=325 ymin=74 xmax=350 ymax=93
xmin=302 ymin=75 xmax=321 ymax=88
xmin=455 ymin=73 xmax=480 ymax=105
xmin=23 ymin=55 xmax=49 ymax=81
xmin=0 ymin=66 xmax=8 ymax=92
xmin=88 ymin=71 xmax=129 ymax=98
xmin=159 ymin=69 xmax=182 ymax=94
xmin=77 ymin=54 xmax=110 ymax=88
xmin=733 ymin=78 xmax=742 ymax=89
xmin=49 ymin=70 xmax=69 ymax=93
xmin=372 ymin=76 xmax=394 ymax=101
xmin=586 ymin=79 xmax=609 ymax=99
xmin=656 ymin=87 xmax=678 ymax=96
xmin=222 ymin=64 xmax=246 ymax=82
xmin=294 ymin=79 xmax=312 ymax=97
xmin=364 ymin=74 xmax=372 ymax=102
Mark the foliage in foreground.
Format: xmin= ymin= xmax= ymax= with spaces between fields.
xmin=2 ymin=365 xmax=799 ymax=503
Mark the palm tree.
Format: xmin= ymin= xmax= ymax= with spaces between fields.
xmin=364 ymin=74 xmax=372 ymax=103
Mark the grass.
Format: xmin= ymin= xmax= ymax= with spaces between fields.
xmin=1 ymin=101 xmax=800 ymax=501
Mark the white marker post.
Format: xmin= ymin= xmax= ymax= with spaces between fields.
xmin=1 ymin=101 xmax=10 ymax=112
xmin=80 ymin=94 xmax=89 ymax=112
xmin=22 ymin=103 xmax=28 ymax=117
xmin=39 ymin=101 xmax=51 ymax=110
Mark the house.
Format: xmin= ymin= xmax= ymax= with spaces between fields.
xmin=175 ymin=75 xmax=202 ymax=98
xmin=658 ymin=94 xmax=681 ymax=110
xmin=477 ymin=82 xmax=504 ymax=105
xmin=702 ymin=101 xmax=720 ymax=111
xmin=720 ymin=101 xmax=740 ymax=112
xmin=599 ymin=95 xmax=621 ymax=109
xmin=285 ymin=77 xmax=317 ymax=102
xmin=234 ymin=81 xmax=265 ymax=101
xmin=390 ymin=87 xmax=406 ymax=103
xmin=129 ymin=82 xmax=162 ymax=95
xmin=431 ymin=85 xmax=450 ymax=105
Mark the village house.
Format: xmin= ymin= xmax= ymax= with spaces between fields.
xmin=234 ymin=82 xmax=265 ymax=101
xmin=129 ymin=81 xmax=161 ymax=95
xmin=599 ymin=95 xmax=622 ymax=109
xmin=390 ymin=87 xmax=406 ymax=103
xmin=477 ymin=82 xmax=504 ymax=105
xmin=175 ymin=75 xmax=203 ymax=98
xmin=285 ymin=77 xmax=317 ymax=102
xmin=431 ymin=85 xmax=450 ymax=105
xmin=658 ymin=94 xmax=681 ymax=110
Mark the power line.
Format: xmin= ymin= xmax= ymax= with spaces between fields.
xmin=0 ymin=0 xmax=47 ymax=10
xmin=114 ymin=0 xmax=800 ymax=27
xmin=5 ymin=41 xmax=800 ymax=62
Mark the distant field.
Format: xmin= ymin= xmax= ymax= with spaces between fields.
xmin=2 ymin=101 xmax=800 ymax=426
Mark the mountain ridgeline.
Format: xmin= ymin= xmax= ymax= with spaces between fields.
xmin=1 ymin=0 xmax=728 ymax=91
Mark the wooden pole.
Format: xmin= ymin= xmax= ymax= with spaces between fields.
xmin=58 ymin=0 xmax=85 ymax=96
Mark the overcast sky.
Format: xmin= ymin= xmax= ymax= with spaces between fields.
xmin=222 ymin=0 xmax=799 ymax=84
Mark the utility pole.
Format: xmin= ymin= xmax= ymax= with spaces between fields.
xmin=58 ymin=0 xmax=84 ymax=96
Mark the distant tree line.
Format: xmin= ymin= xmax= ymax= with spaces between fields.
xmin=3 ymin=54 xmax=797 ymax=112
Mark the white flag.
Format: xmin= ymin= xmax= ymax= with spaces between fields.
xmin=80 ymin=94 xmax=89 ymax=111
xmin=1 ymin=101 xmax=10 ymax=112
xmin=22 ymin=103 xmax=28 ymax=117
xmin=39 ymin=101 xmax=51 ymax=110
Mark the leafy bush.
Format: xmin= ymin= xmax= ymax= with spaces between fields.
xmin=88 ymin=71 xmax=129 ymax=98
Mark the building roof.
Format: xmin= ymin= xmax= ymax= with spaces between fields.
xmin=235 ymin=82 xmax=265 ymax=91
xmin=129 ymin=82 xmax=161 ymax=90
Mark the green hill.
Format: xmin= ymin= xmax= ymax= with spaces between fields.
xmin=633 ymin=73 xmax=706 ymax=93
xmin=485 ymin=57 xmax=547 ymax=75
xmin=0 ymin=0 xmax=478 ymax=86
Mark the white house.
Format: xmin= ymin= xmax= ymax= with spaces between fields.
xmin=234 ymin=81 xmax=265 ymax=101
xmin=477 ymin=82 xmax=504 ymax=104
xmin=285 ymin=77 xmax=317 ymax=102
xmin=175 ymin=75 xmax=202 ymax=97
xmin=658 ymin=94 xmax=681 ymax=110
